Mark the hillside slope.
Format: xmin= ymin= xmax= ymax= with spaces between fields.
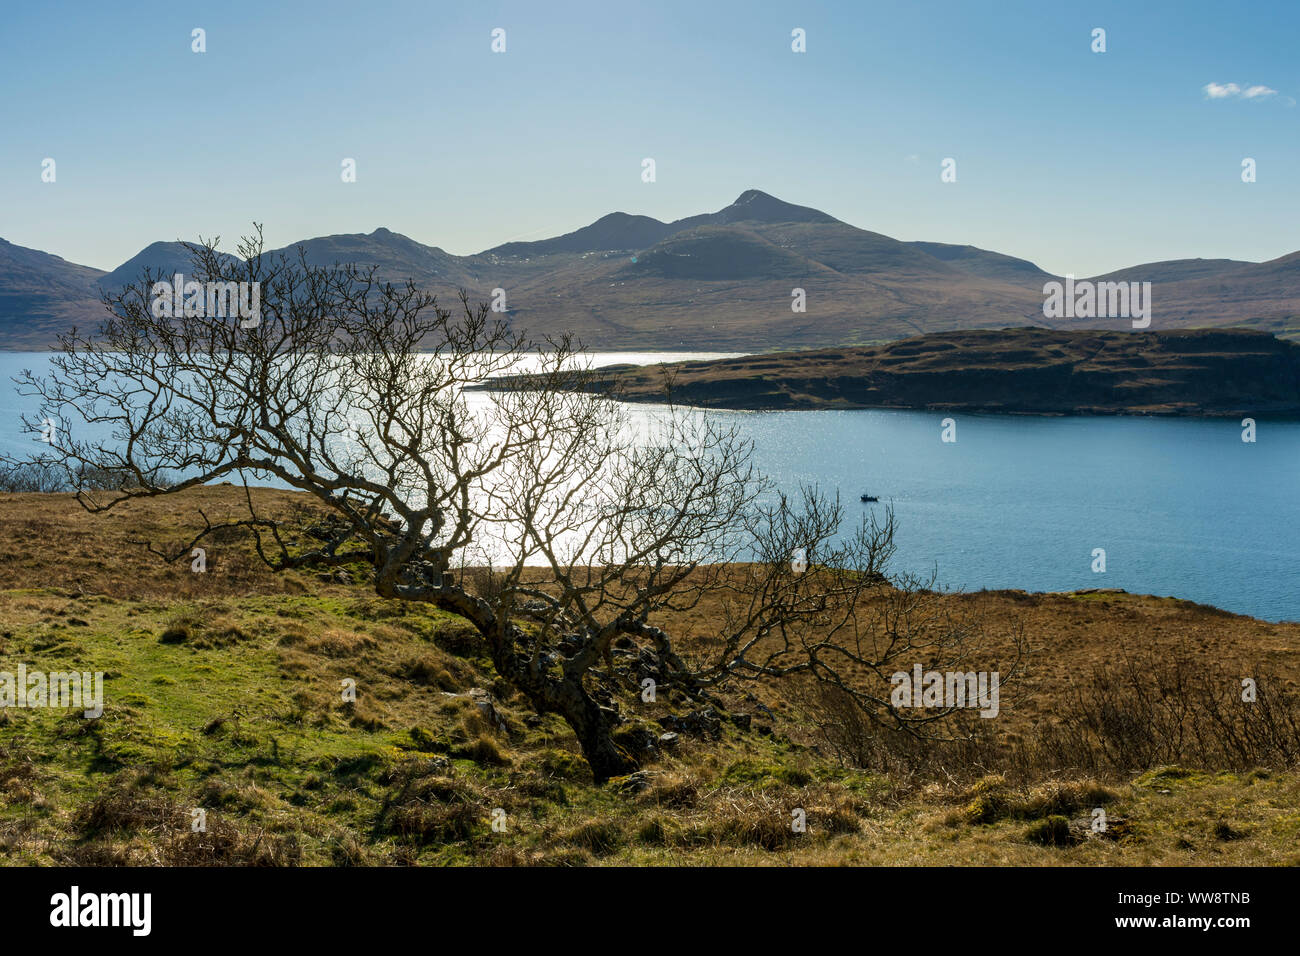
xmin=2 ymin=487 xmax=1299 ymax=866
xmin=0 ymin=239 xmax=106 ymax=348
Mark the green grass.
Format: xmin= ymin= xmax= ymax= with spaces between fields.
xmin=4 ymin=583 xmax=1300 ymax=866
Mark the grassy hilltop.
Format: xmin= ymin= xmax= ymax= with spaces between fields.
xmin=2 ymin=487 xmax=1299 ymax=866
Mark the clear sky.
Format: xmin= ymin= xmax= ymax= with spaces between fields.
xmin=2 ymin=0 xmax=1297 ymax=276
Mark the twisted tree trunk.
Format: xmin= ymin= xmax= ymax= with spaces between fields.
xmin=551 ymin=680 xmax=638 ymax=783
xmin=380 ymin=572 xmax=637 ymax=783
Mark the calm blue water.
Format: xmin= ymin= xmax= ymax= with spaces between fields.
xmin=3 ymin=353 xmax=1296 ymax=621
xmin=708 ymin=407 xmax=1299 ymax=622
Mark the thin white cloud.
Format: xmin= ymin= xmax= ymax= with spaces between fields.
xmin=1204 ymin=81 xmax=1278 ymax=100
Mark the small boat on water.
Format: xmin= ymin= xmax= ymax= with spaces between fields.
xmin=860 ymin=494 xmax=879 ymax=502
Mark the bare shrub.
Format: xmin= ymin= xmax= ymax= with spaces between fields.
xmin=799 ymin=643 xmax=1300 ymax=781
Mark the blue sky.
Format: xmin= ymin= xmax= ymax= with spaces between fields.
xmin=2 ymin=0 xmax=1297 ymax=276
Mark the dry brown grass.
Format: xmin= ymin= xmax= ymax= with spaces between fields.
xmin=0 ymin=486 xmax=328 ymax=600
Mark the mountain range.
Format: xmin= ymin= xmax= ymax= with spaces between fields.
xmin=3 ymin=190 xmax=1299 ymax=349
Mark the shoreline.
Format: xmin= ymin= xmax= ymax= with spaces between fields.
xmin=0 ymin=487 xmax=1288 ymax=623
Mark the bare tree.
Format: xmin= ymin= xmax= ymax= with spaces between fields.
xmin=7 ymin=230 xmax=1017 ymax=781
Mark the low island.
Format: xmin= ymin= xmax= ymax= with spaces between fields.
xmin=497 ymin=327 xmax=1300 ymax=416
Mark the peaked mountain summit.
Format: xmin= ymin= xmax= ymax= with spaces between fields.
xmin=484 ymin=190 xmax=836 ymax=259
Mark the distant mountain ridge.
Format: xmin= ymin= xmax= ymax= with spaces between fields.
xmin=2 ymin=190 xmax=1298 ymax=349
xmin=484 ymin=190 xmax=834 ymax=258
